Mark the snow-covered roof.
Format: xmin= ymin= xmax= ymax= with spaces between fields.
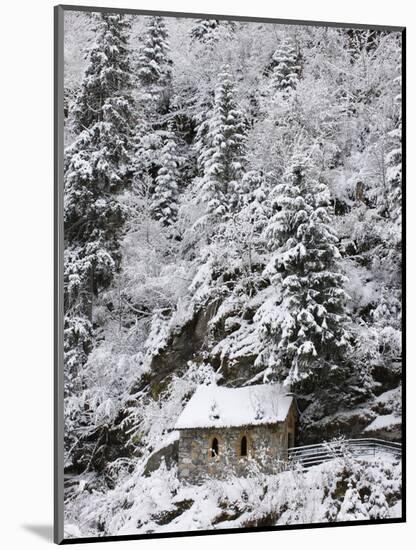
xmin=175 ymin=383 xmax=294 ymax=430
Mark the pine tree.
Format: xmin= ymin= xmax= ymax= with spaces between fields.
xmin=151 ymin=132 xmax=181 ymax=225
xmin=199 ymin=66 xmax=246 ymax=219
xmin=132 ymin=119 xmax=165 ymax=186
xmin=256 ymin=151 xmax=350 ymax=384
xmin=190 ymin=19 xmax=220 ymax=43
xmin=269 ymin=38 xmax=301 ymax=97
xmin=136 ymin=16 xmax=172 ymax=105
xmin=238 ymin=170 xmax=270 ymax=234
xmin=64 ymin=12 xmax=134 ymax=359
xmin=386 ymin=67 xmax=402 ymax=236
xmin=189 ymin=19 xmax=235 ymax=44
xmin=133 ymin=16 xmax=173 ymax=193
xmin=72 ymin=14 xmax=133 ymax=133
xmin=194 ymin=101 xmax=213 ymax=177
xmin=63 ymin=314 xmax=94 ymax=396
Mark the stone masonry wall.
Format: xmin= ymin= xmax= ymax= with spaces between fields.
xmin=178 ymin=422 xmax=289 ymax=484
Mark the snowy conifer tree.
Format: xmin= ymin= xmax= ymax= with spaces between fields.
xmin=64 ymin=12 xmax=134 ymax=361
xmin=71 ymin=14 xmax=134 ymax=133
xmin=256 ymin=151 xmax=350 ymax=384
xmin=189 ymin=19 xmax=235 ymax=44
xmin=63 ymin=13 xmax=135 ymax=467
xmin=151 ymin=132 xmax=181 ymax=225
xmin=269 ymin=38 xmax=301 ymax=97
xmin=199 ymin=66 xmax=246 ymax=220
xmin=190 ymin=19 xmax=220 ymax=43
xmin=63 ymin=314 xmax=94 ymax=396
xmin=136 ymin=16 xmax=172 ymax=105
xmin=386 ymin=67 xmax=402 ymax=235
xmin=194 ymin=99 xmax=214 ymax=177
xmin=133 ymin=16 xmax=173 ymax=193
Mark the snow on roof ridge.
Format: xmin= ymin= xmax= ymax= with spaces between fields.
xmin=175 ymin=382 xmax=293 ymax=430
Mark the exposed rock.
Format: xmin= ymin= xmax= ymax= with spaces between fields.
xmin=303 ymin=407 xmax=376 ymax=444
xmin=372 ymin=364 xmax=401 ymax=394
xmin=149 ymin=301 xmax=220 ymax=387
xmin=364 ymin=413 xmax=401 ymax=441
xmin=151 ymin=499 xmax=194 ymax=525
xmin=143 ymin=437 xmax=179 ymax=477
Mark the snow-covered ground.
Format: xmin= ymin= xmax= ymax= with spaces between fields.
xmin=64 ymin=453 xmax=402 ymax=538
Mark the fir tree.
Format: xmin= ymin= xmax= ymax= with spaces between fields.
xmin=194 ymin=100 xmax=213 ymax=177
xmin=64 ymin=12 xmax=134 ymax=359
xmin=151 ymin=132 xmax=181 ymax=226
xmin=189 ymin=19 xmax=235 ymax=44
xmin=269 ymin=38 xmax=301 ymax=97
xmin=63 ymin=14 xmax=134 ymax=461
xmin=256 ymin=151 xmax=350 ymax=384
xmin=63 ymin=314 xmax=94 ymax=396
xmin=190 ymin=19 xmax=220 ymax=43
xmin=133 ymin=16 xmax=173 ymax=193
xmin=238 ymin=170 xmax=270 ymax=234
xmin=386 ymin=67 xmax=402 ymax=235
xmin=199 ymin=66 xmax=246 ymax=219
xmin=132 ymin=120 xmax=165 ymax=186
xmin=136 ymin=16 xmax=172 ymax=104
xmin=72 ymin=14 xmax=133 ymax=133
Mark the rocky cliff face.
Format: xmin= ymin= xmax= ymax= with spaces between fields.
xmin=149 ymin=302 xmax=219 ymax=385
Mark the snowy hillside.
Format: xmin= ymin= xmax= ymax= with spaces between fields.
xmin=64 ymin=452 xmax=402 ymax=537
xmin=62 ymin=10 xmax=402 ymax=537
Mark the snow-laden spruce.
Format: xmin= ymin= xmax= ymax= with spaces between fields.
xmin=151 ymin=131 xmax=182 ymax=226
xmin=136 ymin=16 xmax=172 ymax=96
xmin=65 ymin=12 xmax=134 ymax=319
xmin=256 ymin=149 xmax=351 ymax=384
xmin=132 ymin=15 xmax=174 ymax=207
xmin=189 ymin=18 xmax=236 ymax=45
xmin=198 ymin=65 xmax=246 ymax=221
xmin=269 ymin=37 xmax=301 ymax=97
xmin=63 ymin=11 xmax=135 ymax=464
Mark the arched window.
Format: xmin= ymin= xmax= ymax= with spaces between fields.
xmin=240 ymin=436 xmax=248 ymax=457
xmin=210 ymin=437 xmax=219 ymax=458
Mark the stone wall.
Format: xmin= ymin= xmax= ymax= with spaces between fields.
xmin=178 ymin=418 xmax=293 ymax=484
